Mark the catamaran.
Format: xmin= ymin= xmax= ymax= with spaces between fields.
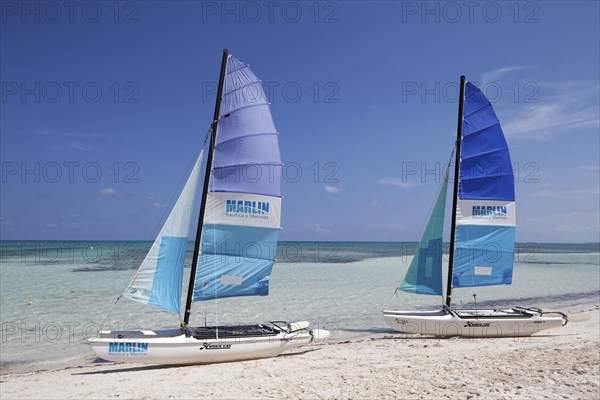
xmin=89 ymin=49 xmax=329 ymax=364
xmin=383 ymin=76 xmax=568 ymax=337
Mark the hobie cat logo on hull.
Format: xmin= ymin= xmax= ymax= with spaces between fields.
xmin=199 ymin=343 xmax=232 ymax=350
xmin=472 ymin=206 xmax=507 ymax=219
xmin=464 ymin=321 xmax=491 ymax=328
xmin=225 ymin=200 xmax=270 ymax=220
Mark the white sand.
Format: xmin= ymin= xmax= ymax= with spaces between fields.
xmin=2 ymin=304 xmax=599 ymax=400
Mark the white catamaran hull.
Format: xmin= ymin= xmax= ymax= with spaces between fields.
xmin=89 ymin=323 xmax=329 ymax=365
xmin=383 ymin=308 xmax=567 ymax=338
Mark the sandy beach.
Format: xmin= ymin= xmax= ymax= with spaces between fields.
xmin=1 ymin=301 xmax=598 ymax=400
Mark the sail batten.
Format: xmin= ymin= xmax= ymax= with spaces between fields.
xmin=452 ymin=81 xmax=516 ymax=289
xmin=193 ymin=54 xmax=282 ymax=302
xmin=217 ymin=132 xmax=281 ymax=146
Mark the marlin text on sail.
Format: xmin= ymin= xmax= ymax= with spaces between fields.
xmin=225 ymin=200 xmax=270 ymax=219
xmin=472 ymin=206 xmax=507 ymax=218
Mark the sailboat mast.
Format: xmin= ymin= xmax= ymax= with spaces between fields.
xmin=445 ymin=75 xmax=465 ymax=308
xmin=183 ymin=48 xmax=229 ymax=326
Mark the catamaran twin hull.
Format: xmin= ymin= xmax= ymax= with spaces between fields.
xmin=382 ymin=308 xmax=567 ymax=338
xmin=89 ymin=322 xmax=329 ymax=365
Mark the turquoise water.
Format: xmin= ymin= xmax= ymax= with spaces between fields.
xmin=0 ymin=241 xmax=599 ymax=368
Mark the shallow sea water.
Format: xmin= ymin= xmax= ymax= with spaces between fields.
xmin=0 ymin=241 xmax=598 ymax=368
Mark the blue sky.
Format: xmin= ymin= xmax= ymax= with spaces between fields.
xmin=1 ymin=1 xmax=598 ymax=242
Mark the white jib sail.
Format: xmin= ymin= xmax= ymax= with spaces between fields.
xmin=122 ymin=150 xmax=204 ymax=313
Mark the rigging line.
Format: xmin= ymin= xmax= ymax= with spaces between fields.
xmin=202 ymin=125 xmax=212 ymax=146
xmin=440 ymin=147 xmax=456 ymax=308
xmin=147 ymin=127 xmax=212 ymax=249
xmin=97 ymin=295 xmax=122 ymax=333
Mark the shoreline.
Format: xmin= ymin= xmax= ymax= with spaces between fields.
xmin=2 ymin=297 xmax=598 ymax=373
xmin=1 ymin=302 xmax=598 ymax=399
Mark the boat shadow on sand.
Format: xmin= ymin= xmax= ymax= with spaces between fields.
xmin=340 ymin=327 xmax=572 ymax=340
xmin=72 ymin=360 xmax=187 ymax=375
xmin=72 ymin=349 xmax=324 ymax=375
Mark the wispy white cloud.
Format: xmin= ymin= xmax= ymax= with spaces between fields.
xmin=61 ymin=132 xmax=111 ymax=138
xmin=148 ymin=196 xmax=166 ymax=208
xmin=308 ymin=223 xmax=332 ymax=236
xmin=61 ymin=222 xmax=79 ymax=229
xmin=501 ymin=81 xmax=600 ymax=139
xmin=45 ymin=223 xmax=58 ymax=228
xmin=66 ymin=142 xmax=96 ymax=151
xmin=369 ymin=223 xmax=405 ymax=231
xmin=369 ymin=223 xmax=407 ymax=238
xmin=476 ymin=68 xmax=599 ymax=140
xmin=49 ymin=140 xmax=98 ymax=152
xmin=23 ymin=128 xmax=110 ymax=152
xmin=324 ymin=185 xmax=342 ymax=194
xmin=528 ymin=186 xmax=599 ymax=199
xmin=565 ymin=187 xmax=600 ymax=199
xmin=371 ymin=199 xmax=379 ymax=206
xmin=503 ymin=103 xmax=599 ymax=139
xmin=520 ymin=212 xmax=600 ymax=237
xmin=29 ymin=128 xmax=112 ymax=138
xmin=576 ymin=165 xmax=600 ymax=173
xmin=34 ymin=128 xmax=55 ymax=136
xmin=527 ymin=191 xmax=554 ymax=198
xmin=100 ymin=188 xmax=123 ymax=197
xmin=376 ymin=177 xmax=413 ymax=188
xmin=480 ymin=65 xmax=531 ymax=85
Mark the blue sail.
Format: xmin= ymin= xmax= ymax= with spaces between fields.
xmin=401 ymin=168 xmax=449 ymax=295
xmin=453 ymin=82 xmax=516 ymax=288
xmin=194 ymin=54 xmax=282 ymax=301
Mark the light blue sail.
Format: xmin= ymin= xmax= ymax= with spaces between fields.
xmin=123 ymin=151 xmax=203 ymax=313
xmin=453 ymin=82 xmax=516 ymax=288
xmin=194 ymin=54 xmax=283 ymax=301
xmin=401 ymin=168 xmax=449 ymax=295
